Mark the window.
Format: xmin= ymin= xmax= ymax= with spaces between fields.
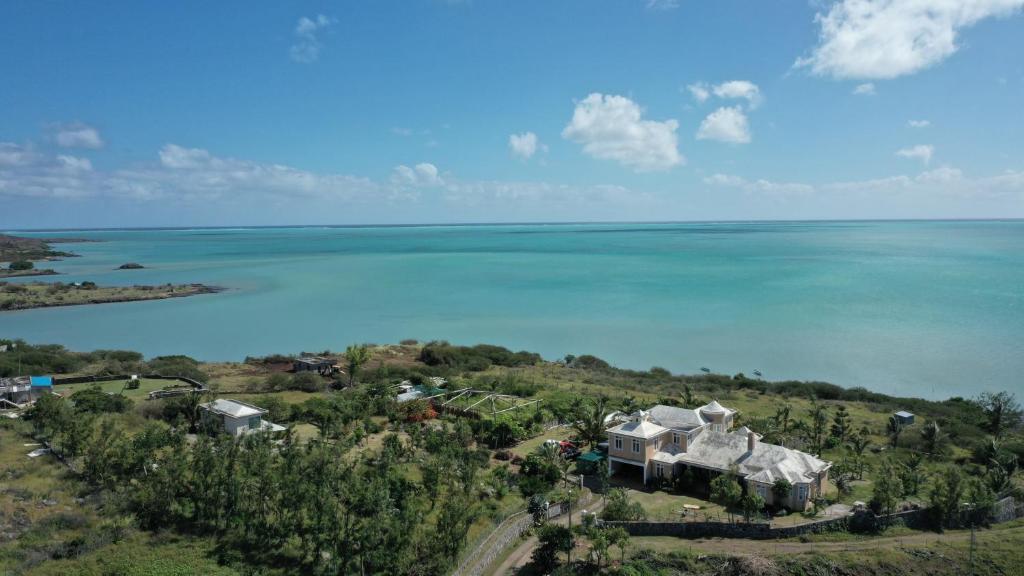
xmin=632 ymin=439 xmax=641 ymax=453
xmin=672 ymin=432 xmax=680 ymax=445
xmin=248 ymin=416 xmax=261 ymax=429
xmin=655 ymin=463 xmax=664 ymax=478
xmin=756 ymin=484 xmax=768 ymax=498
xmin=614 ymin=436 xmax=622 ymax=450
xmin=797 ymin=484 xmax=807 ymax=500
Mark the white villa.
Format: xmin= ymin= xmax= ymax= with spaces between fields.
xmin=199 ymin=398 xmax=286 ymax=437
xmin=606 ymin=401 xmax=831 ymax=511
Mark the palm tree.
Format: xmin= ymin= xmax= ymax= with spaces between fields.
xmin=774 ymin=404 xmax=792 ymax=434
xmin=573 ymin=396 xmax=609 ymax=449
xmin=620 ymin=395 xmax=639 ymax=415
xmin=886 ymin=415 xmax=903 ymax=448
xmin=921 ymin=420 xmax=944 ymax=456
xmin=344 ymin=344 xmax=371 ymax=386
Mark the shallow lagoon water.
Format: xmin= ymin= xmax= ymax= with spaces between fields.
xmin=2 ymin=221 xmax=1022 ymax=400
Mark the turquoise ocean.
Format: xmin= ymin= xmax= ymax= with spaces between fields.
xmin=2 ymin=221 xmax=1022 ymax=400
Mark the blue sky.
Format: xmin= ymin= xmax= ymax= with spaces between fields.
xmin=1 ymin=0 xmax=1023 ymax=228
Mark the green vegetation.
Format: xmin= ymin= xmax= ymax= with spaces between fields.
xmin=0 ymin=233 xmax=78 ymax=263
xmin=0 ymin=282 xmax=219 ymax=311
xmin=2 ymin=339 xmax=1022 ymax=575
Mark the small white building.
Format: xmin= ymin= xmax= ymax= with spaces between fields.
xmin=199 ymin=398 xmax=286 ymax=436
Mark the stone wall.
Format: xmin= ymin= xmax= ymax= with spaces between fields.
xmin=602 ymin=508 xmax=931 ymax=540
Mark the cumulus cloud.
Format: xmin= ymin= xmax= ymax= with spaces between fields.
xmin=797 ymin=0 xmax=1024 ymax=79
xmin=696 ymin=106 xmax=751 ymax=144
xmin=688 ymin=80 xmax=762 ymax=108
xmin=687 ymin=83 xmax=711 ymax=103
xmin=896 ymin=144 xmax=935 ymax=165
xmin=852 ymin=82 xmax=876 ymax=96
xmin=54 ymin=123 xmax=103 ymax=149
xmin=508 ymin=132 xmax=546 ymax=160
xmin=908 ymin=119 xmax=931 ymax=128
xmin=391 ymin=163 xmax=444 ymax=187
xmin=562 ymin=93 xmax=683 ymax=171
xmin=712 ymin=80 xmax=762 ymax=108
xmin=290 ymin=14 xmax=335 ymax=63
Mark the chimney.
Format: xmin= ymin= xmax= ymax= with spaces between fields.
xmin=747 ymin=430 xmax=757 ymax=452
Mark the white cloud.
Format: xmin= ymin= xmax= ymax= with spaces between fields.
xmin=508 ymin=132 xmax=545 ymax=160
xmin=391 ymin=162 xmax=444 ymax=187
xmin=852 ymin=82 xmax=876 ymax=96
xmin=688 ymin=80 xmax=762 ymax=108
xmin=704 ymin=173 xmax=814 ymax=196
xmin=290 ymin=15 xmax=335 ymax=63
xmin=56 ymin=155 xmax=93 ymax=172
xmin=896 ymin=144 xmax=935 ymax=165
xmin=55 ymin=123 xmax=103 ymax=149
xmin=797 ymin=0 xmax=1024 ymax=79
xmin=703 ymin=166 xmax=1023 ymax=207
xmin=562 ymin=93 xmax=683 ymax=171
xmin=0 ymin=143 xmax=35 ymax=167
xmin=712 ymin=80 xmax=762 ymax=108
xmin=687 ymin=83 xmax=710 ymax=103
xmin=696 ymin=106 xmax=751 ymax=144
xmin=908 ymin=119 xmax=931 ymax=128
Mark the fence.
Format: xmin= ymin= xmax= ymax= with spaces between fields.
xmin=602 ymin=500 xmax=1024 ymax=540
xmin=53 ymin=373 xmax=205 ymax=389
xmin=452 ymin=491 xmax=593 ymax=576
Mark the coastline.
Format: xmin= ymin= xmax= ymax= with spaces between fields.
xmin=0 ymin=283 xmax=223 ymax=312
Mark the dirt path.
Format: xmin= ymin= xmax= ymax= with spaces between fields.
xmin=490 ymin=498 xmax=606 ymax=576
xmin=637 ymin=524 xmax=1024 ymax=556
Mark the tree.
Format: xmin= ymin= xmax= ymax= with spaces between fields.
xmin=902 ymin=452 xmax=925 ymax=495
xmin=572 ymin=396 xmax=609 ymax=449
xmin=9 ymin=260 xmax=33 ymax=271
xmin=345 ymin=344 xmax=371 ymax=386
xmin=533 ymin=524 xmax=574 ymax=572
xmin=807 ymin=399 xmax=828 ymax=454
xmin=830 ymin=404 xmax=851 ymax=442
xmin=928 ymin=466 xmax=966 ymax=529
xmin=774 ymin=404 xmax=792 ymax=434
xmin=772 ymin=478 xmax=793 ymax=504
xmin=681 ymin=385 xmax=700 ymax=409
xmin=741 ymin=492 xmax=765 ymax=522
xmin=848 ymin=428 xmax=871 ymax=479
xmin=619 ymin=395 xmax=639 ymax=415
xmin=710 ymin=468 xmax=743 ymax=520
xmin=920 ymin=420 xmax=945 ymax=456
xmin=886 ymin=415 xmax=903 ymax=448
xmin=528 ymin=493 xmax=548 ymax=525
xmin=605 ymin=526 xmax=630 ymax=565
xmin=975 ymin=391 xmax=1022 ymax=439
xmin=601 ymin=489 xmax=646 ymax=521
xmin=871 ymin=459 xmax=904 ymax=518
xmin=588 ymin=528 xmax=610 ymax=570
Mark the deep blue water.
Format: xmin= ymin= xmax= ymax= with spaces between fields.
xmin=2 ymin=221 xmax=1022 ymax=400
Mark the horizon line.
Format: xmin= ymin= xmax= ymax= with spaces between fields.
xmin=4 ymin=217 xmax=1024 ymax=234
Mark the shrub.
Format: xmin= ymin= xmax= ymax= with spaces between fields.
xmin=9 ymin=260 xmax=33 ymax=271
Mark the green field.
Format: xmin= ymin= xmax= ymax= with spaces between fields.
xmin=54 ymin=378 xmax=190 ymax=400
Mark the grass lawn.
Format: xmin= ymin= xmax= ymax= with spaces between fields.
xmin=54 ymin=378 xmax=185 ymax=400
xmin=625 ymin=489 xmax=728 ymax=522
xmin=290 ymin=423 xmax=320 ymax=443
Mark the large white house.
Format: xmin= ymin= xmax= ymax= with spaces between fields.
xmin=199 ymin=398 xmax=286 ymax=436
xmin=606 ymin=401 xmax=831 ymax=511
